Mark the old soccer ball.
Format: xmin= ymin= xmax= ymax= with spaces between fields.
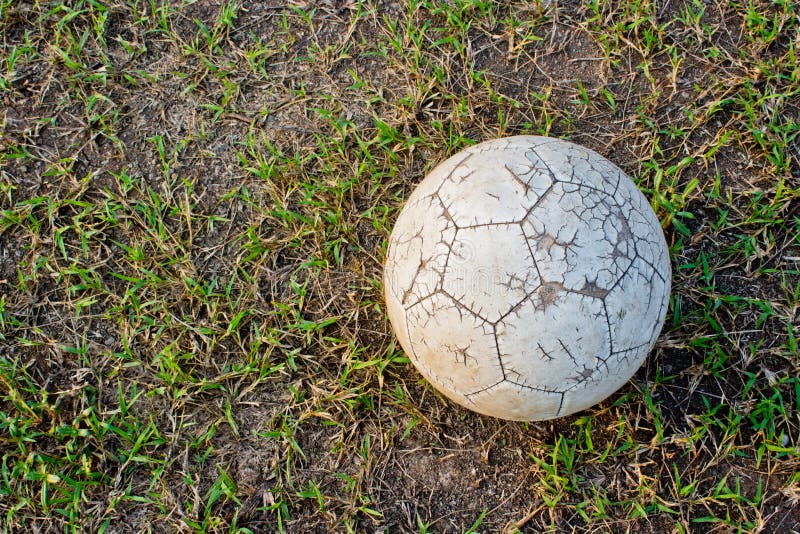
xmin=384 ymin=136 xmax=671 ymax=421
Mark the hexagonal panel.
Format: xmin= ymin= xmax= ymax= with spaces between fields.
xmin=384 ymin=194 xmax=456 ymax=307
xmin=436 ymin=144 xmax=551 ymax=227
xmin=558 ymin=368 xmax=631 ymax=417
xmin=604 ymin=257 xmax=669 ymax=354
xmin=614 ymin=183 xmax=671 ymax=271
xmin=405 ymin=293 xmax=503 ymax=397
xmin=496 ymin=290 xmax=610 ymax=391
xmin=443 ymin=224 xmax=540 ymax=322
xmin=465 ymin=381 xmax=564 ymax=421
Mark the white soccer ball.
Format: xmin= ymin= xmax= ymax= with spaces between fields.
xmin=384 ymin=136 xmax=671 ymax=421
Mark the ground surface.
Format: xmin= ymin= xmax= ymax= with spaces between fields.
xmin=0 ymin=1 xmax=798 ymax=532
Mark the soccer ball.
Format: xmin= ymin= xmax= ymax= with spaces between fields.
xmin=384 ymin=136 xmax=671 ymax=421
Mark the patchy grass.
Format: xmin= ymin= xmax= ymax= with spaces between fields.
xmin=0 ymin=0 xmax=798 ymax=532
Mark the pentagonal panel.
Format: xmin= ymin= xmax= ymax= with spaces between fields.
xmin=465 ymin=381 xmax=564 ymax=421
xmin=496 ymin=290 xmax=610 ymax=392
xmin=604 ymin=257 xmax=669 ymax=354
xmin=528 ymin=139 xmax=622 ymax=195
xmin=405 ymin=293 xmax=503 ymax=397
xmin=522 ymin=182 xmax=629 ymax=295
xmin=443 ymin=224 xmax=540 ymax=322
xmin=436 ymin=142 xmax=552 ymax=227
xmin=384 ymin=194 xmax=456 ymax=307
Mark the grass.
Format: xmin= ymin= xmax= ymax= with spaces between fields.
xmin=0 ymin=0 xmax=799 ymax=532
